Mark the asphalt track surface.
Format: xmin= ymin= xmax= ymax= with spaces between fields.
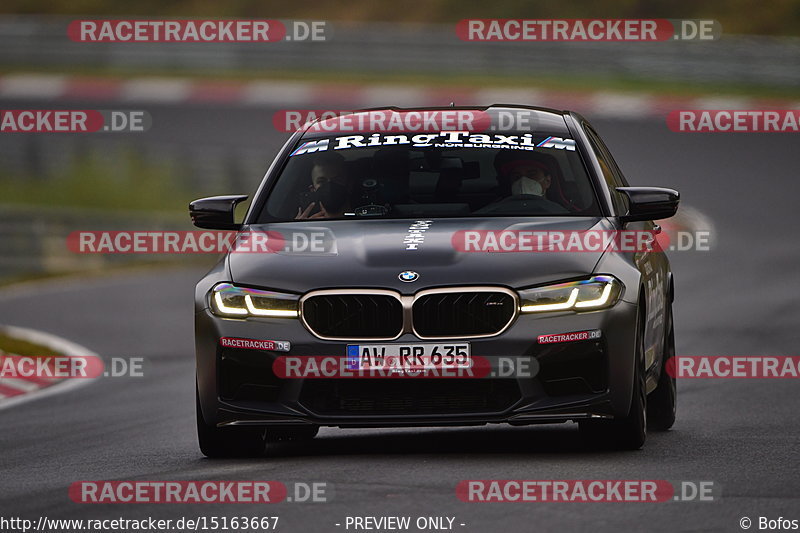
xmin=1 ymin=102 xmax=800 ymax=532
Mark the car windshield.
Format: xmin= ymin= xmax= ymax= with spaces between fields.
xmin=257 ymin=131 xmax=601 ymax=222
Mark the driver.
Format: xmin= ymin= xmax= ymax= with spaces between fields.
xmin=296 ymin=153 xmax=351 ymax=219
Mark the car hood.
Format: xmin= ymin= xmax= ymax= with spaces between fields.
xmin=228 ymin=217 xmax=612 ymax=293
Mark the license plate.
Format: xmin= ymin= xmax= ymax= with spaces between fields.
xmin=346 ymin=343 xmax=471 ymax=371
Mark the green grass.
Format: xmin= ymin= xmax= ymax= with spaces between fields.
xmin=0 ymin=259 xmax=211 ymax=288
xmin=0 ymin=332 xmax=61 ymax=357
xmin=0 ymin=150 xmax=196 ymax=212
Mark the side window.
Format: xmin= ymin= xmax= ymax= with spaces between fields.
xmin=584 ymin=126 xmax=628 ymax=215
xmin=587 ymin=125 xmax=629 ymax=186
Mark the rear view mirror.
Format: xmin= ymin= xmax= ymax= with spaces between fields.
xmin=408 ymin=156 xmax=480 ymax=178
xmin=616 ymin=187 xmax=679 ymax=222
xmin=189 ymin=195 xmax=248 ymax=230
xmin=409 ymin=156 xmax=462 ymax=172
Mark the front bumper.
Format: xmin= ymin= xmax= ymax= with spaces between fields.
xmin=195 ymin=300 xmax=638 ymax=428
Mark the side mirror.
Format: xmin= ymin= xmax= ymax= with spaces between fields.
xmin=189 ymin=195 xmax=248 ymax=230
xmin=616 ymin=187 xmax=679 ymax=223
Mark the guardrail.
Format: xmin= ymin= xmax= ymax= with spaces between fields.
xmin=0 ymin=204 xmax=208 ymax=280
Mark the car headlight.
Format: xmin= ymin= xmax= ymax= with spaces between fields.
xmin=518 ymin=275 xmax=622 ymax=313
xmin=210 ymin=283 xmax=299 ymax=318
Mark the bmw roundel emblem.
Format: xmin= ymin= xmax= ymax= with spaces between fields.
xmin=399 ymin=270 xmax=419 ymax=282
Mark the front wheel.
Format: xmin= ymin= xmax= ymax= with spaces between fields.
xmin=580 ymin=306 xmax=647 ymax=450
xmin=196 ymin=384 xmax=266 ymax=458
xmin=647 ymin=303 xmax=676 ymax=430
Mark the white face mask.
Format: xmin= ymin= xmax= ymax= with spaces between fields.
xmin=511 ymin=177 xmax=544 ymax=196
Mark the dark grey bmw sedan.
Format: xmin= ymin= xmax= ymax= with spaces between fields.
xmin=190 ymin=106 xmax=679 ymax=457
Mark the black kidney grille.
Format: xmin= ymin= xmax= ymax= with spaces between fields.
xmin=303 ymin=293 xmax=403 ymax=338
xmin=413 ymin=291 xmax=515 ymax=337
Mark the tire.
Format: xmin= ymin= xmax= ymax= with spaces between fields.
xmin=580 ymin=305 xmax=647 ymax=450
xmin=647 ymin=303 xmax=677 ymax=430
xmin=196 ymin=384 xmax=266 ymax=458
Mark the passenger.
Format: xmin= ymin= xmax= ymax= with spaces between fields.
xmin=495 ymin=150 xmax=554 ymax=197
xmin=477 ymin=150 xmax=568 ymax=214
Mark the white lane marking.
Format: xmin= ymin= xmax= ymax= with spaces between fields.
xmin=0 ymin=74 xmax=68 ymax=99
xmin=474 ymin=88 xmax=546 ymax=107
xmin=242 ymin=81 xmax=315 ymax=106
xmin=120 ymin=78 xmax=191 ymax=103
xmin=590 ymin=92 xmax=656 ymax=118
xmin=692 ymin=96 xmax=752 ymax=109
xmin=0 ymin=325 xmax=100 ymax=411
xmin=0 ymin=377 xmax=40 ymax=392
xmin=361 ymin=85 xmax=428 ymax=108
